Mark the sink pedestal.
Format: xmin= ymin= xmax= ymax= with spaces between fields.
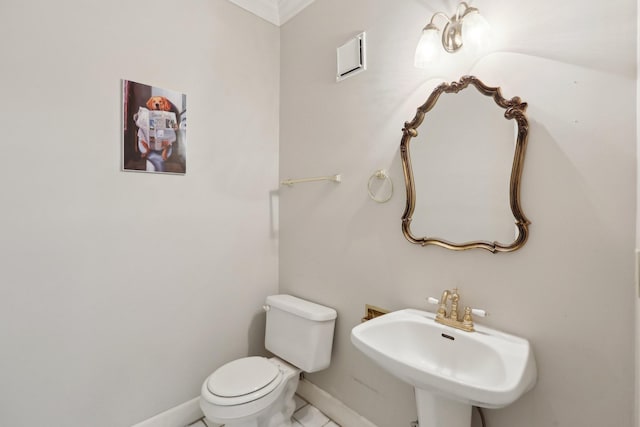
xmin=415 ymin=388 xmax=472 ymax=427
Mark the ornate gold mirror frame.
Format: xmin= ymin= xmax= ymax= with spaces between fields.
xmin=400 ymin=76 xmax=530 ymax=253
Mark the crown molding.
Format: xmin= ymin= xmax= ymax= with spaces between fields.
xmin=226 ymin=0 xmax=315 ymax=26
xmin=278 ymin=0 xmax=316 ymax=25
xmin=227 ymin=0 xmax=279 ymax=25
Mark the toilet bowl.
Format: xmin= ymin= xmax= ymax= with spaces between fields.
xmin=200 ymin=357 xmax=300 ymax=427
xmin=199 ymin=295 xmax=337 ymax=427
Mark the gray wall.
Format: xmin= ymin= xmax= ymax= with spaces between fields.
xmin=279 ymin=1 xmax=637 ymax=426
xmin=0 ymin=1 xmax=279 ymax=426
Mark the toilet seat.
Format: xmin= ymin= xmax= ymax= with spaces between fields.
xmin=206 ymin=357 xmax=283 ymax=406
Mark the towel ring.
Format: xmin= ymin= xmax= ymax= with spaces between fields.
xmin=368 ymin=169 xmax=393 ymax=203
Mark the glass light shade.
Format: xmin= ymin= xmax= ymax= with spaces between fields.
xmin=461 ymin=11 xmax=491 ymax=52
xmin=414 ymin=28 xmax=441 ymax=68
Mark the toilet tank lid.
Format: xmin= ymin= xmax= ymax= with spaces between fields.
xmin=266 ymin=295 xmax=337 ymax=321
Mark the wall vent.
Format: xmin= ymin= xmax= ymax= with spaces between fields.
xmin=336 ymin=32 xmax=367 ymax=82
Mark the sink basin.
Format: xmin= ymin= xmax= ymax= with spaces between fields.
xmin=351 ymin=309 xmax=536 ymax=426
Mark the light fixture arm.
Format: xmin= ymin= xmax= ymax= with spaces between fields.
xmin=455 ymin=2 xmax=472 ymax=20
xmin=458 ymin=3 xmax=479 ymax=20
xmin=425 ymin=12 xmax=451 ymax=30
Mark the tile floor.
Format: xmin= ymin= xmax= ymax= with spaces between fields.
xmin=188 ymin=394 xmax=340 ymax=427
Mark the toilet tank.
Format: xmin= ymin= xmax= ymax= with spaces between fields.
xmin=264 ymin=294 xmax=337 ymax=373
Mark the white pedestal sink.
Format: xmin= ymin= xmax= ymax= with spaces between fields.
xmin=351 ymin=309 xmax=536 ymax=427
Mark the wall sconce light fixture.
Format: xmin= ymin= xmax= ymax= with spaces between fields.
xmin=414 ymin=2 xmax=490 ymax=68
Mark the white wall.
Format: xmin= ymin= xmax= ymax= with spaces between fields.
xmin=636 ymin=3 xmax=640 ymax=426
xmin=280 ymin=1 xmax=637 ymax=427
xmin=0 ymin=1 xmax=279 ymax=426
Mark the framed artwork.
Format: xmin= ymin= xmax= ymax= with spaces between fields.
xmin=122 ymin=80 xmax=186 ymax=174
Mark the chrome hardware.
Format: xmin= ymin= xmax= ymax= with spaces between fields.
xmin=367 ymin=169 xmax=394 ymax=203
xmin=280 ymin=174 xmax=342 ymax=186
xmin=262 ymin=304 xmax=271 ymax=312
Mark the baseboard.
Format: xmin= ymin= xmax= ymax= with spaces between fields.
xmin=131 ymin=397 xmax=204 ymax=427
xmin=296 ymin=378 xmax=378 ymax=427
xmin=131 ymin=380 xmax=377 ymax=427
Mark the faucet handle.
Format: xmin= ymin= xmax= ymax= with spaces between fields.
xmin=462 ymin=306 xmax=488 ymax=331
xmin=427 ymin=296 xmax=449 ymax=319
xmin=471 ymin=308 xmax=488 ymax=317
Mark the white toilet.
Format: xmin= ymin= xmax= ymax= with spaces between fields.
xmin=200 ymin=294 xmax=337 ymax=427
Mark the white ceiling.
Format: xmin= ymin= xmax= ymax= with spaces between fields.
xmin=227 ymin=0 xmax=316 ymax=26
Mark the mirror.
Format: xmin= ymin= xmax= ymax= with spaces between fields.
xmin=400 ymin=76 xmax=530 ymax=252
